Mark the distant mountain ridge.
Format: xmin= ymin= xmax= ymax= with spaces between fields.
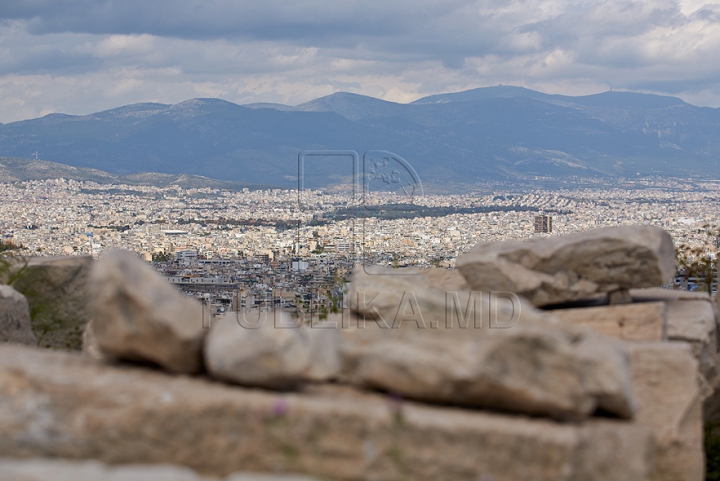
xmin=1 ymin=86 xmax=718 ymax=188
xmin=410 ymin=86 xmax=688 ymax=109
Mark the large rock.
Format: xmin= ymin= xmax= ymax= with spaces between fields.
xmin=0 ymin=345 xmax=656 ymax=481
xmin=0 ymin=285 xmax=36 ymax=345
xmin=0 ymin=458 xmax=320 ymax=481
xmin=203 ymin=316 xmax=341 ymax=388
xmin=2 ymin=256 xmax=92 ymax=350
xmin=628 ymin=342 xmax=704 ymax=481
xmin=345 ymin=267 xmax=637 ymax=421
xmin=552 ymin=287 xmax=720 ymax=425
xmin=548 ymin=296 xmax=706 ymax=480
xmin=630 ymin=288 xmax=720 ymax=423
xmin=89 ymin=249 xmax=207 ymax=374
xmin=349 ymin=266 xmax=537 ymax=327
xmin=456 ymin=226 xmax=675 ymax=306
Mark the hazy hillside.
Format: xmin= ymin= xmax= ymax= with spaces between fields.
xmin=0 ymin=156 xmax=273 ymax=190
xmin=1 ymin=87 xmax=719 ymax=189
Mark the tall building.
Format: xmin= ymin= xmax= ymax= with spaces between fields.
xmin=534 ymin=215 xmax=552 ymax=234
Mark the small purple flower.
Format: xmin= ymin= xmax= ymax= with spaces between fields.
xmin=271 ymin=398 xmax=289 ymax=417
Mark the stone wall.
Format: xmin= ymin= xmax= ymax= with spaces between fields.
xmin=0 ymin=225 xmax=717 ymax=480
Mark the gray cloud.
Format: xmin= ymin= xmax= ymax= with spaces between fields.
xmin=2 ymin=1 xmax=456 ymax=41
xmin=1 ymin=0 xmax=720 ymax=123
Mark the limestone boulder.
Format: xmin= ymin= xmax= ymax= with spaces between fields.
xmin=547 ymin=297 xmax=706 ymax=480
xmin=203 ymin=316 xmax=341 ymax=388
xmin=304 ymin=322 xmax=343 ymax=382
xmin=0 ymin=345 xmax=656 ymax=481
xmin=630 ymin=288 xmax=720 ymax=423
xmin=549 ymin=287 xmax=720 ymax=425
xmin=338 ymin=311 xmax=636 ymax=422
xmin=345 ymin=267 xmax=636 ymax=421
xmin=628 ymin=342 xmax=704 ymax=481
xmin=89 ymin=249 xmax=207 ymax=374
xmin=574 ymin=333 xmax=639 ymax=419
xmin=349 ymin=266 xmax=533 ymax=328
xmin=0 ymin=285 xmax=36 ymax=345
xmin=456 ymin=225 xmax=675 ymax=306
xmin=3 ymin=255 xmax=92 ymax=350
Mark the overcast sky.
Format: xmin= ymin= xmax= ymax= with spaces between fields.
xmin=1 ymin=0 xmax=719 ymax=123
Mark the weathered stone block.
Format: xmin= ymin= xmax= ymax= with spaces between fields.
xmin=0 ymin=285 xmax=36 ymax=345
xmin=549 ymin=298 xmax=706 ymax=480
xmin=456 ymin=225 xmax=675 ymax=306
xmin=349 ymin=266 xmax=549 ymax=329
xmin=0 ymin=345 xmax=655 ymax=481
xmin=5 ymin=255 xmax=92 ymax=350
xmin=628 ymin=342 xmax=704 ymax=481
xmin=346 ymin=267 xmax=637 ymax=421
xmin=630 ymin=288 xmax=720 ymax=424
xmin=203 ymin=317 xmax=341 ymax=388
xmin=90 ymin=249 xmax=207 ymax=374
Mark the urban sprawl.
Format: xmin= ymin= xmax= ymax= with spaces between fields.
xmin=1 ymin=177 xmax=718 ymax=316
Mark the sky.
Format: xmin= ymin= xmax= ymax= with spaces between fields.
xmin=1 ymin=0 xmax=720 ymax=123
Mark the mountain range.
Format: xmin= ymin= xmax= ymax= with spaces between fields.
xmin=1 ymin=86 xmax=719 ymax=189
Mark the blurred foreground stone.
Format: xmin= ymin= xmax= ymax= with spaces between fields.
xmin=3 ymin=255 xmax=92 ymax=350
xmin=0 ymin=458 xmax=319 ymax=481
xmin=0 ymin=225 xmax=713 ymax=480
xmin=546 ymin=290 xmax=712 ymax=481
xmin=0 ymin=345 xmax=655 ymax=481
xmin=456 ymin=225 xmax=675 ymax=306
xmin=89 ymin=249 xmax=207 ymax=373
xmin=203 ymin=317 xmax=341 ymax=388
xmin=0 ymin=285 xmax=36 ymax=345
xmin=551 ymin=288 xmax=720 ymax=425
xmin=630 ymin=289 xmax=720 ymax=423
xmin=627 ymin=343 xmax=704 ymax=481
xmin=347 ymin=267 xmax=636 ymax=421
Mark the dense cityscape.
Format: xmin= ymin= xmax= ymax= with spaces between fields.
xmin=1 ymin=176 xmax=718 ymax=316
xmin=3 ymin=1 xmax=720 ymax=478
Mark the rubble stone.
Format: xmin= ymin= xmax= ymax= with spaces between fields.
xmin=631 ymin=288 xmax=720 ymax=423
xmin=89 ymin=249 xmax=207 ymax=374
xmin=456 ymin=225 xmax=675 ymax=306
xmin=628 ymin=342 xmax=704 ymax=481
xmin=349 ymin=266 xmax=547 ymax=328
xmin=345 ymin=267 xmax=637 ymax=421
xmin=3 ymin=255 xmax=92 ymax=350
xmin=0 ymin=345 xmax=655 ymax=481
xmin=204 ymin=317 xmax=341 ymax=388
xmin=0 ymin=285 xmax=36 ymax=345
